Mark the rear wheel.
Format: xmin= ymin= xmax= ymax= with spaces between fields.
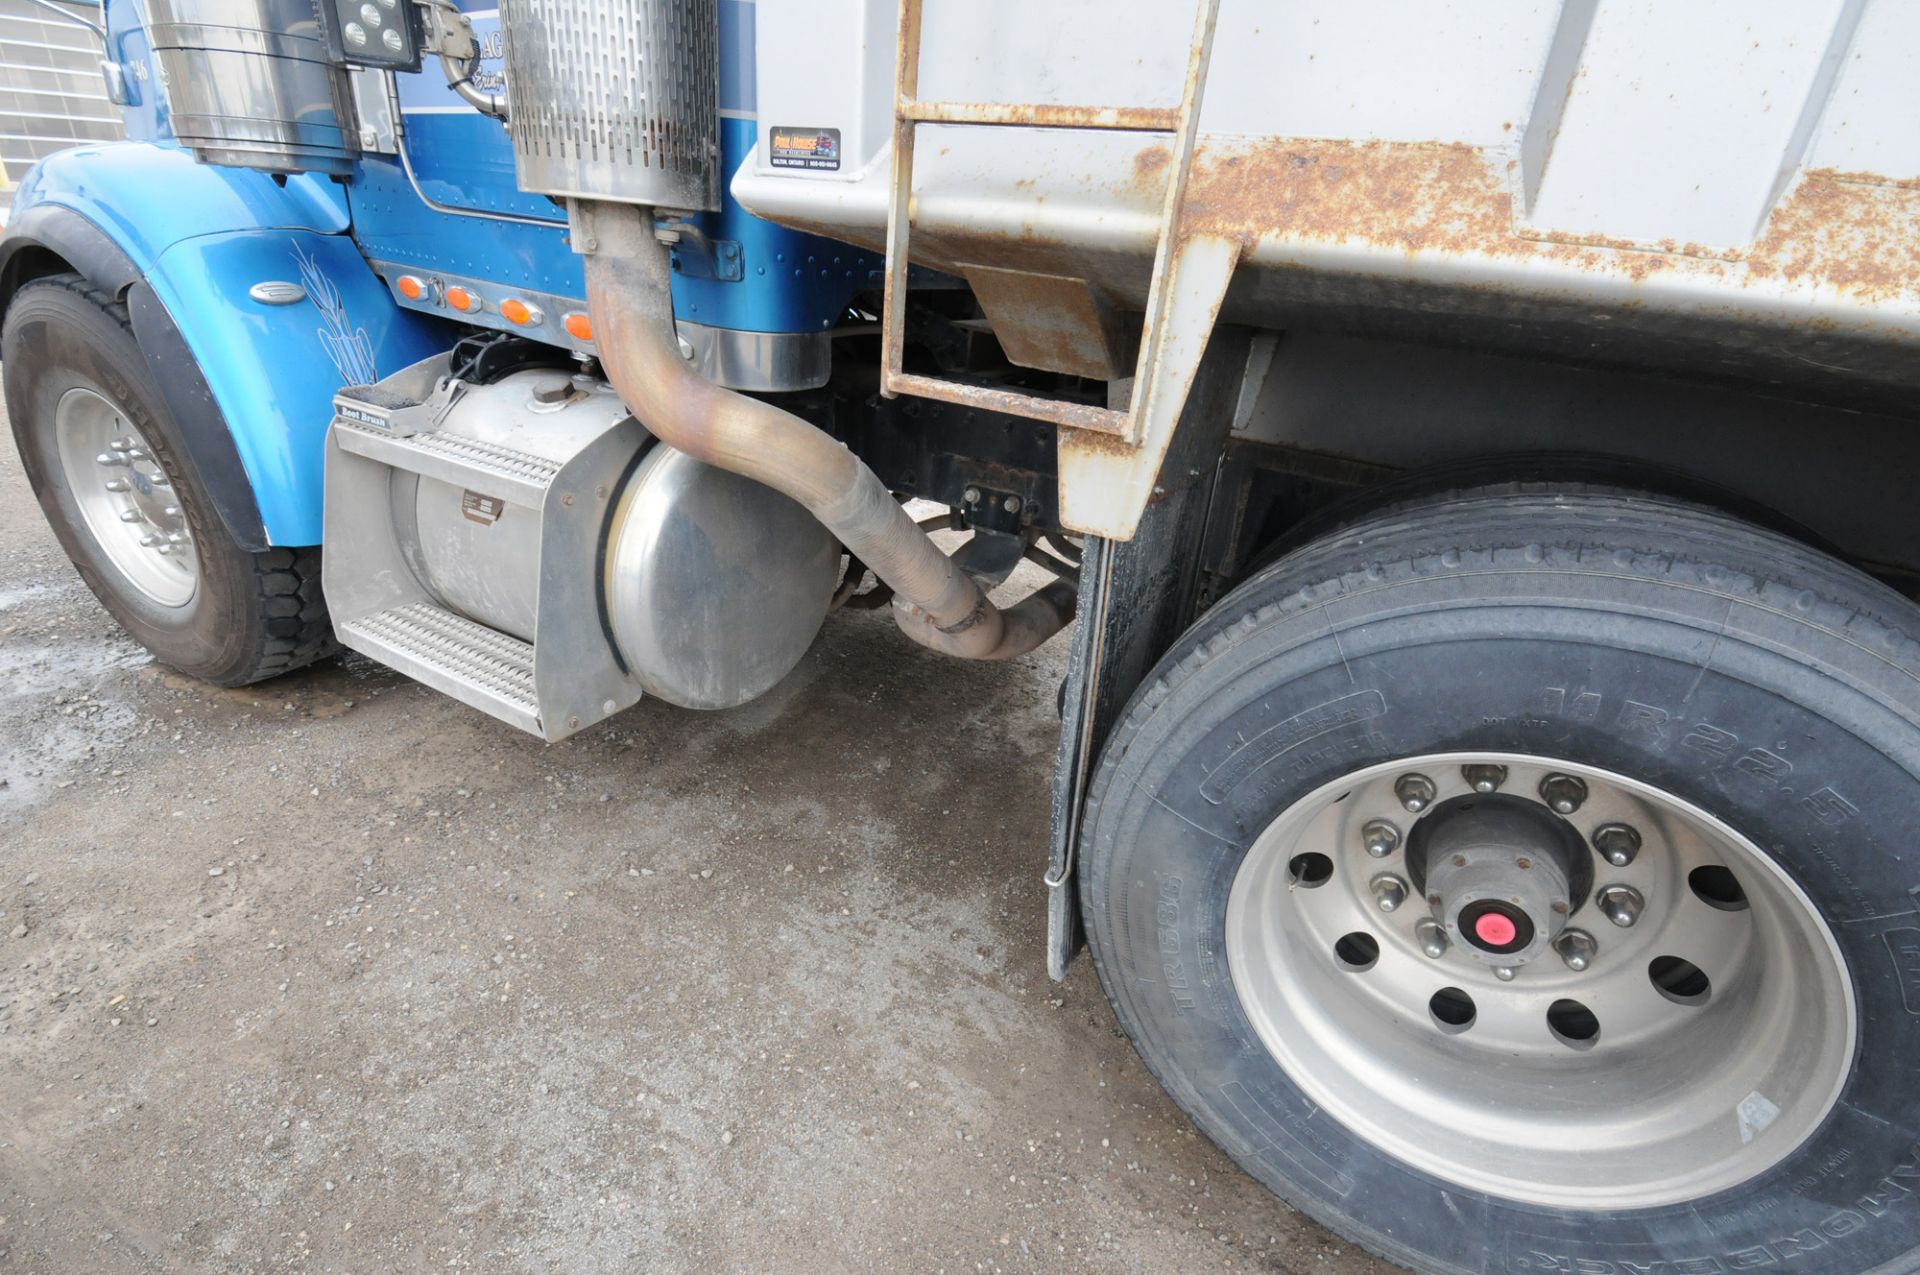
xmin=4 ymin=274 xmax=335 ymax=685
xmin=1080 ymin=487 xmax=1920 ymax=1274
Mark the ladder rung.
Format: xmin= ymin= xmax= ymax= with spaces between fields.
xmin=899 ymin=99 xmax=1178 ymax=132
xmin=886 ymin=371 xmax=1129 ymax=436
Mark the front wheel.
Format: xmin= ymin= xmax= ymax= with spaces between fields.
xmin=3 ymin=274 xmax=335 ymax=685
xmin=1080 ymin=487 xmax=1920 ymax=1274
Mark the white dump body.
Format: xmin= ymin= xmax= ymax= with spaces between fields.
xmin=737 ymin=0 xmax=1920 ymax=413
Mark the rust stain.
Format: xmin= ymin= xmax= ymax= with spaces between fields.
xmin=763 ymin=138 xmax=1920 ymax=373
xmin=1133 ymin=144 xmax=1171 ymax=183
xmin=901 ymin=99 xmax=1178 ymax=132
xmin=1181 ymin=139 xmax=1529 ymax=258
xmin=1059 ymin=424 xmax=1143 ymax=460
xmin=1815 ymin=167 xmax=1920 ymax=191
xmin=963 ymin=266 xmax=1134 ymax=379
xmin=1748 ymin=169 xmax=1920 ymax=303
xmin=885 ymin=369 xmax=1125 ymax=435
xmin=1171 ymin=139 xmax=1920 ymax=304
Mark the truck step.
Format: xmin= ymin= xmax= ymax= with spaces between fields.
xmin=331 ymin=418 xmax=561 ymax=509
xmin=336 ymin=601 xmax=540 ymax=734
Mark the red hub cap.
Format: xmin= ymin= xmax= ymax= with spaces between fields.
xmin=1474 ymin=912 xmax=1519 ymax=948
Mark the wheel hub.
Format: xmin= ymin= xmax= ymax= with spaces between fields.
xmin=52 ymin=387 xmax=198 ymax=608
xmin=1224 ymin=751 xmax=1855 ymax=1210
xmin=1410 ymin=793 xmax=1590 ymax=969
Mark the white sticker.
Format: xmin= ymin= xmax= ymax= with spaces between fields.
xmin=1737 ymin=1090 xmax=1782 ymax=1144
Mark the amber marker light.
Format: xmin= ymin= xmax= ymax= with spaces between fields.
xmin=562 ymin=311 xmax=593 ymax=342
xmin=395 ymin=274 xmax=424 ymax=301
xmin=500 ymin=298 xmax=541 ymax=326
xmin=445 ymin=286 xmax=475 ymax=312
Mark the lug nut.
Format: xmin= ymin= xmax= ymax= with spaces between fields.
xmin=1394 ymin=773 xmax=1436 ymax=813
xmin=1361 ymin=819 xmax=1401 ymax=858
xmin=1592 ymin=822 xmax=1642 ymax=868
xmin=1370 ymin=873 xmax=1409 ymax=912
xmin=138 ymin=533 xmax=162 ymax=547
xmin=1493 ymin=965 xmax=1517 ymax=982
xmin=1554 ymin=928 xmax=1598 ymax=971
xmin=95 ymin=452 xmax=126 ymax=467
xmin=110 ymin=437 xmax=133 ymax=452
xmin=118 ymin=509 xmax=143 ymax=524
xmin=1462 ymin=764 xmax=1507 ymax=793
xmin=1598 ymin=884 xmax=1645 ymax=928
xmin=1539 ymin=773 xmax=1588 ymax=815
xmin=1415 ymin=917 xmax=1449 ymax=959
xmin=104 ymin=479 xmax=131 ymax=493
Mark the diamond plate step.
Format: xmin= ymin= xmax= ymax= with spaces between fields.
xmin=331 ymin=420 xmax=561 ymax=509
xmin=337 ymin=601 xmax=540 ymax=734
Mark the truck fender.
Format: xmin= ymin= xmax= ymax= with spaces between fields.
xmin=139 ymin=227 xmax=452 ymax=546
xmin=1 ymin=200 xmax=276 ymax=550
xmin=2 ymin=143 xmax=453 ymax=547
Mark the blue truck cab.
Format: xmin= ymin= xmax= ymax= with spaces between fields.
xmin=1 ymin=0 xmax=870 ymax=553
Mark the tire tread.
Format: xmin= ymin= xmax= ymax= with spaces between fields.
xmin=9 ymin=274 xmax=337 ymax=686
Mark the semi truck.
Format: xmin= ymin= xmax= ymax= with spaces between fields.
xmin=3 ymin=1 xmax=1918 ymax=1270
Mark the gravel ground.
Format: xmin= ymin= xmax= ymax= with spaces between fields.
xmin=0 ymin=406 xmax=1388 ymax=1275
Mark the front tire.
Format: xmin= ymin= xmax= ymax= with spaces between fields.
xmin=1080 ymin=487 xmax=1920 ymax=1274
xmin=3 ymin=274 xmax=335 ymax=685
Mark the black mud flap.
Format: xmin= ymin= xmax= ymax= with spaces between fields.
xmin=1044 ymin=329 xmax=1250 ymax=979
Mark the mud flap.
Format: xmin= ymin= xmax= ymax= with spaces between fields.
xmin=1044 ymin=328 xmax=1251 ymax=979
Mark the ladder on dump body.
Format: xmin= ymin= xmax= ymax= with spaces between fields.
xmin=880 ymin=0 xmax=1227 ymax=445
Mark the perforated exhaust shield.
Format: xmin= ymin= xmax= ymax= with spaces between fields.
xmin=498 ymin=0 xmax=720 ymax=210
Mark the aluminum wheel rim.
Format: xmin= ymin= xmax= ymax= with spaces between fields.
xmin=1224 ymin=752 xmax=1854 ymax=1210
xmin=54 ymin=388 xmax=198 ymax=608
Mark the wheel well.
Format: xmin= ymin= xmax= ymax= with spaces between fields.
xmin=0 ymin=243 xmax=80 ymax=323
xmin=1196 ymin=329 xmax=1920 ymax=607
xmin=0 ymin=205 xmax=143 ymax=334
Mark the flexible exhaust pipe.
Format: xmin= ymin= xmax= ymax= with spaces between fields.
xmin=580 ymin=202 xmax=1074 ymax=661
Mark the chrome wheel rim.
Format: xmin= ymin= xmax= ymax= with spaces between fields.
xmin=1224 ymin=752 xmax=1854 ymax=1210
xmin=54 ymin=388 xmax=198 ymax=607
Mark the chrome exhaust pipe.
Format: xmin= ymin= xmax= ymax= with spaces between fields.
xmin=580 ymin=202 xmax=1074 ymax=661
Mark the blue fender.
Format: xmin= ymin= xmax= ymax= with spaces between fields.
xmin=3 ymin=142 xmax=454 ymax=547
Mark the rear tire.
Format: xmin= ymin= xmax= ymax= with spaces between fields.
xmin=1080 ymin=486 xmax=1920 ymax=1274
xmin=3 ymin=273 xmax=335 ymax=685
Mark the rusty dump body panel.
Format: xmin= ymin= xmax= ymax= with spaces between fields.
xmin=741 ymin=0 xmax=1920 ymax=415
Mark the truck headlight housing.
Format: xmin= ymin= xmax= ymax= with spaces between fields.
xmin=314 ymin=0 xmax=423 ymax=72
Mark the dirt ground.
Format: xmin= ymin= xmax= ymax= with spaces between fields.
xmin=0 ymin=411 xmax=1389 ymax=1274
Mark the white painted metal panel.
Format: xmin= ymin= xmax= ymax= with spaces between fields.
xmin=1201 ymin=2 xmax=1562 ymax=146
xmin=1806 ymin=0 xmax=1920 ymax=182
xmin=1519 ymin=0 xmax=1862 ymax=250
